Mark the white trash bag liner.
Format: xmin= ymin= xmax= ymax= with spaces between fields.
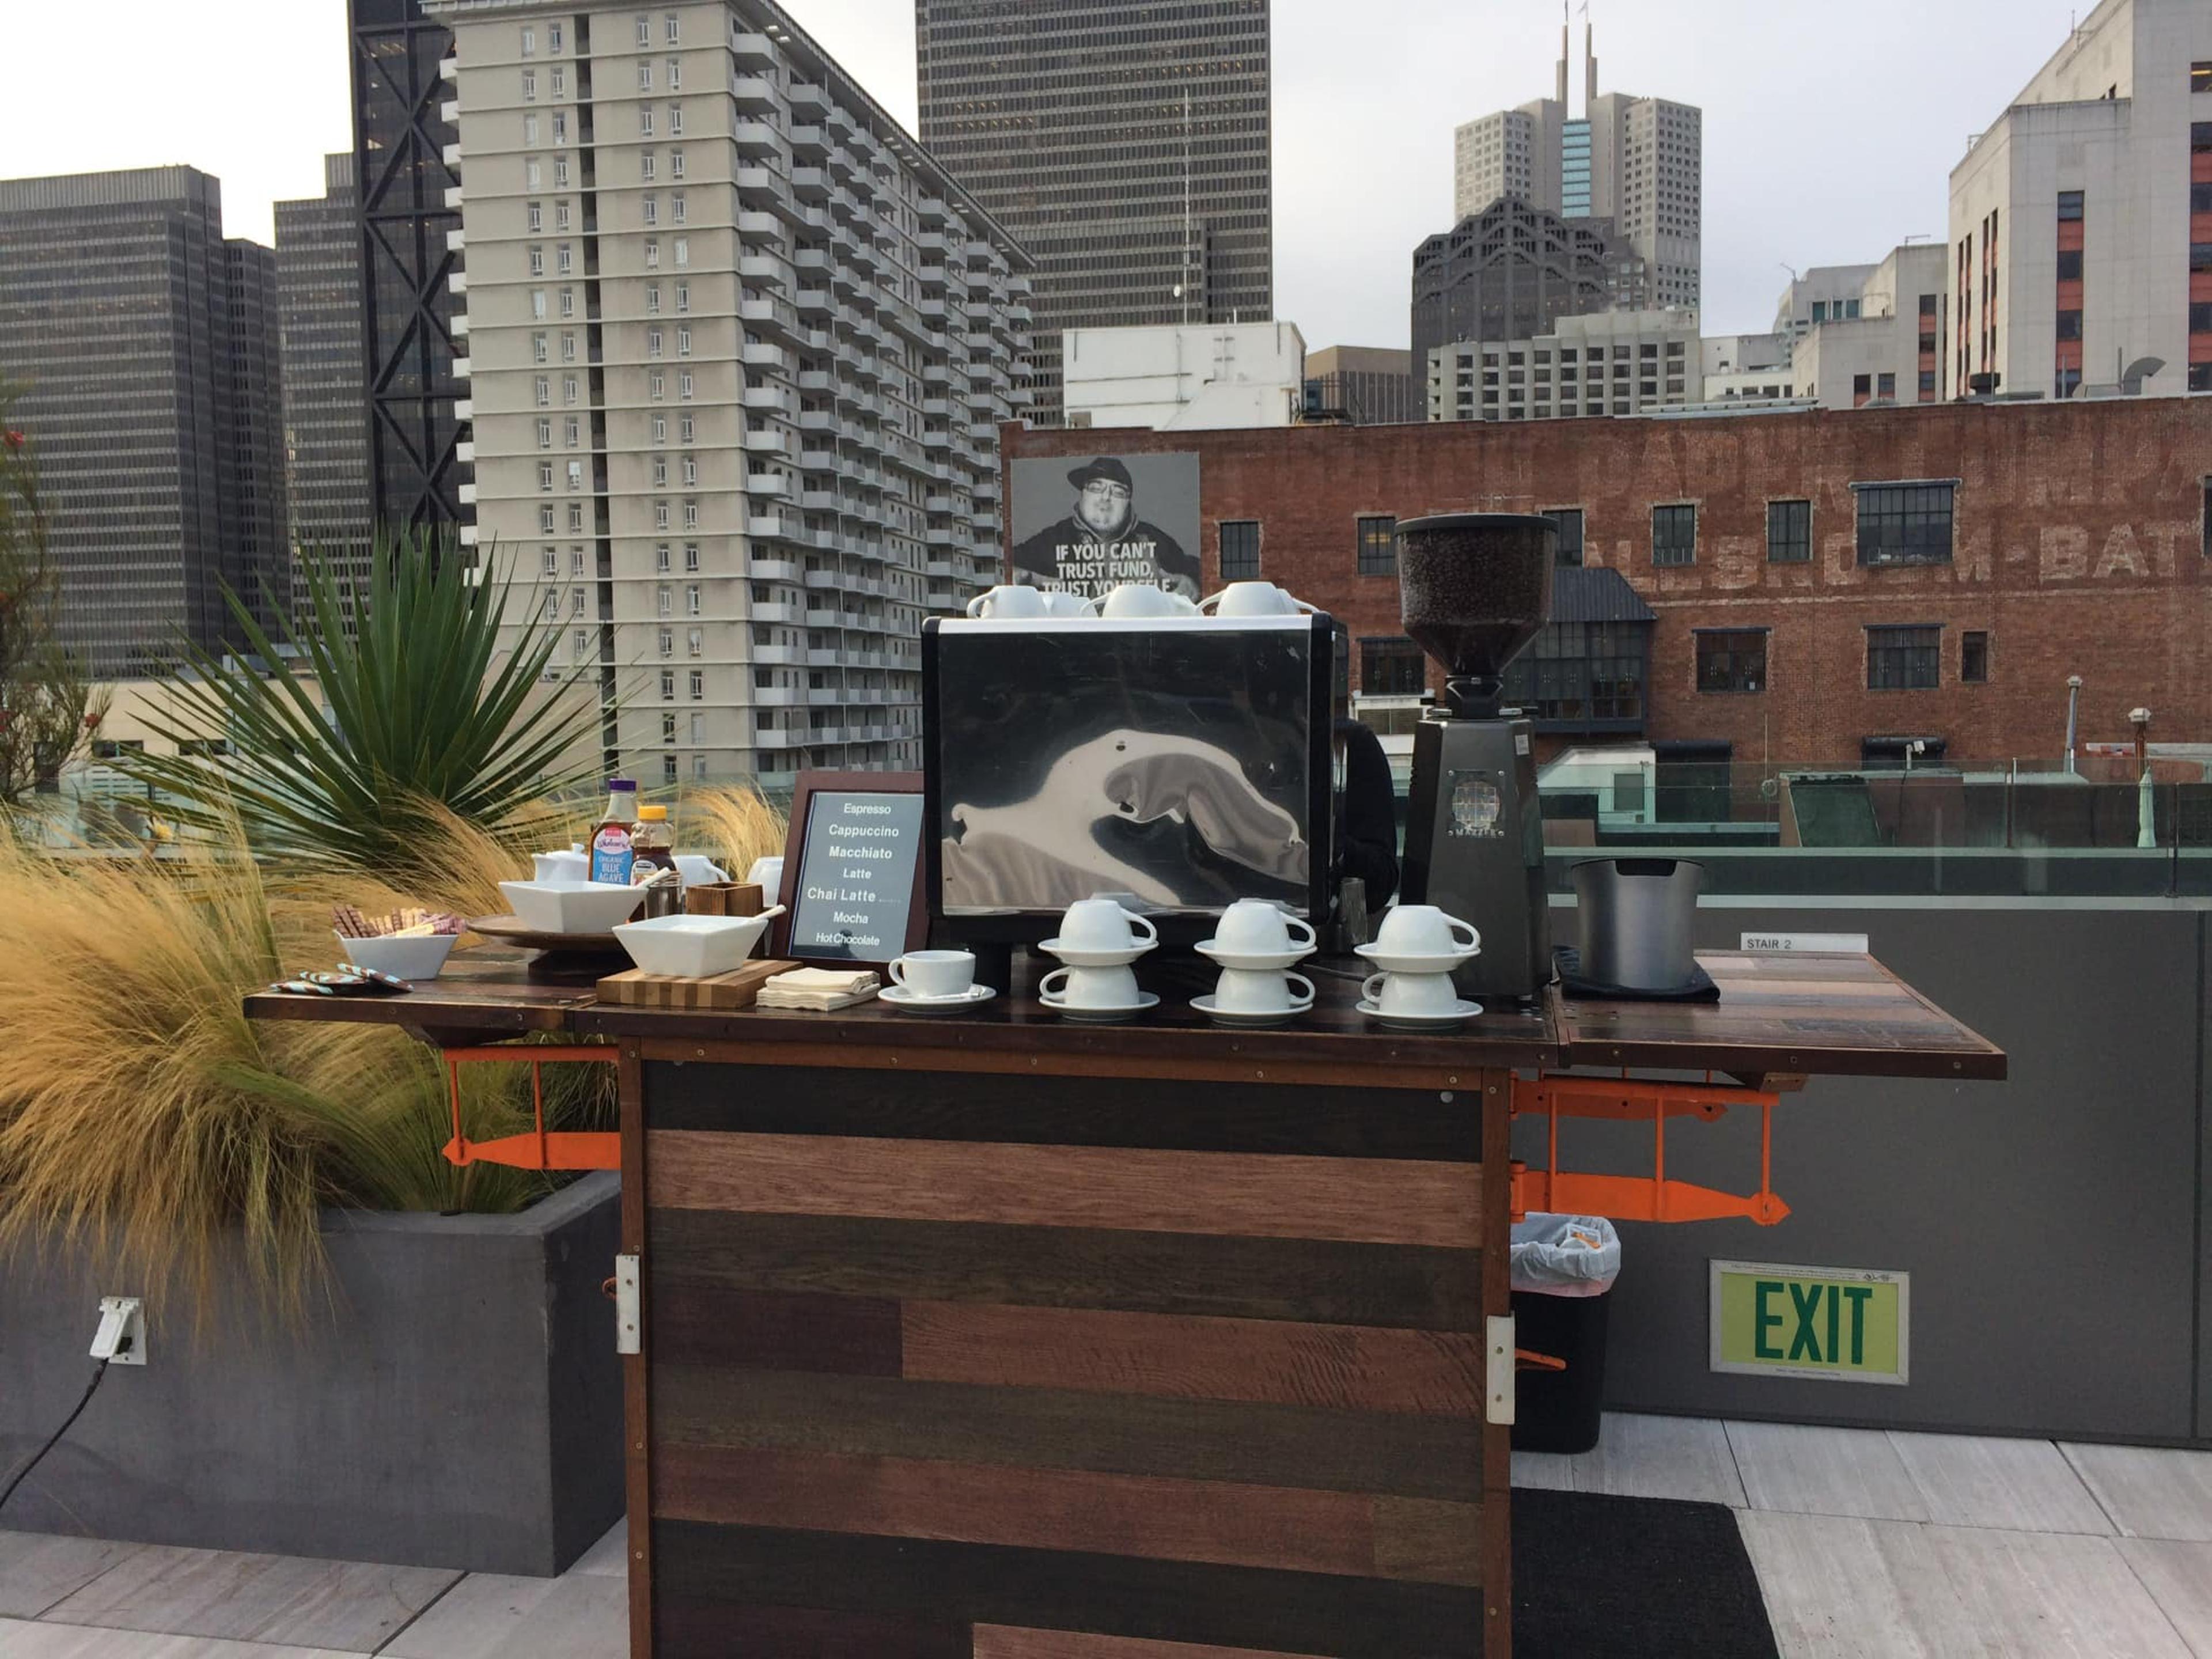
xmin=1509 ymin=1213 xmax=1621 ymax=1297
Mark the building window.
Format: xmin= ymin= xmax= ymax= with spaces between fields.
xmin=688 ymin=628 xmax=704 ymax=657
xmin=676 ymin=282 xmax=690 ymax=313
xmin=1219 ymin=520 xmax=1260 ymax=581
xmin=653 ymin=457 xmax=669 ymax=487
xmin=1502 ymin=620 xmax=1650 ymax=729
xmin=1767 ymin=499 xmax=1812 ymax=563
xmin=1695 ymin=629 xmax=1768 ymax=694
xmin=689 ymin=671 xmax=704 ymax=699
xmin=1866 ymin=625 xmax=1942 ymax=691
xmin=684 ymin=543 xmax=700 ymax=572
xmin=641 ymin=109 xmax=656 ymax=139
xmin=645 ymin=238 xmax=660 ymax=268
xmin=536 ymin=417 xmax=552 ymax=448
xmin=680 ymin=373 xmax=695 ymax=400
xmin=1543 ymin=507 xmax=1584 ymax=567
xmin=642 ymin=151 xmax=658 ymax=181
xmin=553 ymin=156 xmax=570 ymax=188
xmin=682 ymin=455 xmax=698 ymax=485
xmin=636 ymin=13 xmax=650 ymax=47
xmin=548 ymin=20 xmax=562 ymax=50
xmin=1359 ymin=637 xmax=1427 ymax=697
xmin=522 ymin=25 xmax=536 ymax=54
xmin=646 ymin=283 xmax=661 ymax=314
xmin=660 ymin=670 xmax=676 ymax=700
xmin=2056 ymin=310 xmax=2082 ymax=340
xmin=686 ymin=583 xmax=702 ymax=615
xmin=643 ymin=196 xmax=659 ymax=227
xmin=655 ymin=543 xmax=672 ymax=573
xmin=2056 ymin=249 xmax=2084 ymax=282
xmin=1651 ymin=504 xmax=1696 ymax=567
xmin=1855 ymin=482 xmax=1955 ymax=566
xmin=540 ymin=548 xmax=559 ymax=577
xmin=671 ymin=149 xmax=687 ymax=180
xmin=677 ymin=327 xmax=692 ymax=357
xmin=1355 ymin=514 xmax=1396 ymax=575
xmin=1961 ymin=631 xmax=1990 ymax=684
xmin=521 ymin=68 xmax=537 ymax=100
xmin=537 ymin=461 xmax=555 ymax=491
xmin=658 ymin=627 xmax=674 ymax=658
xmin=683 ymin=501 xmax=699 ymax=529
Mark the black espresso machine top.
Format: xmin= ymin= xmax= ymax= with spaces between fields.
xmin=921 ymin=613 xmax=1340 ymax=946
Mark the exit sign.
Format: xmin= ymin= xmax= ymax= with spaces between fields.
xmin=1710 ymin=1260 xmax=1910 ymax=1385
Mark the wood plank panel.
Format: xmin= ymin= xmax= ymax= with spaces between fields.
xmin=974 ymin=1628 xmax=1334 ymax=1659
xmin=652 ymin=1522 xmax=1484 ymax=1659
xmin=654 ymin=1599 xmax=969 ymax=1659
xmin=648 ymin=1131 xmax=1481 ymax=1248
xmin=650 ymin=1209 xmax=1485 ymax=1332
xmin=902 ymin=1301 xmax=1484 ymax=1416
xmin=643 ymin=1061 xmax=1480 ymax=1162
xmin=651 ymin=1366 xmax=1486 ymax=1503
xmin=650 ymin=1285 xmax=902 ymax=1374
xmin=656 ymin=1444 xmax=1479 ymax=1586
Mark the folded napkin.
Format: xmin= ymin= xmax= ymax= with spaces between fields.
xmin=755 ymin=967 xmax=880 ymax=1011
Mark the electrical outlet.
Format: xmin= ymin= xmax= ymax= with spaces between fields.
xmin=91 ymin=1296 xmax=145 ymax=1365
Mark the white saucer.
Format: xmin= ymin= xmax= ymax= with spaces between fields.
xmin=880 ymin=983 xmax=997 ymax=1013
xmin=1354 ymin=944 xmax=1481 ymax=975
xmin=1036 ymin=937 xmax=1158 ymax=968
xmin=1039 ymin=990 xmax=1160 ymax=1022
xmin=1194 ymin=941 xmax=1312 ymax=972
xmin=1356 ymin=997 xmax=1483 ymax=1031
xmin=1190 ymin=994 xmax=1310 ymax=1028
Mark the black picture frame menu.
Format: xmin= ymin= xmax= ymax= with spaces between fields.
xmin=772 ymin=771 xmax=930 ymax=972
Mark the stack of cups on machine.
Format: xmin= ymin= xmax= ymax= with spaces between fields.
xmin=1036 ymin=897 xmax=1161 ymax=1021
xmin=1191 ymin=899 xmax=1318 ymax=1027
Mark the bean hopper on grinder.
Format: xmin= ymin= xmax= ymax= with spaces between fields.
xmin=1396 ymin=513 xmax=1556 ymax=1003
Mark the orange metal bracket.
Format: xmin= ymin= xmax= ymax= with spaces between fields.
xmin=443 ymin=1044 xmax=621 ymax=1172
xmin=1509 ymin=1072 xmax=1790 ymax=1227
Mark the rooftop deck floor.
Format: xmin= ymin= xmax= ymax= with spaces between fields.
xmin=2 ymin=1415 xmax=2207 ymax=1656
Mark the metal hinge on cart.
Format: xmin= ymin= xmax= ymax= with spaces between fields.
xmin=1509 ymin=1072 xmax=1792 ymax=1227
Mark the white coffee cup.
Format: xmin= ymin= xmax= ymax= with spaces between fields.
xmin=1100 ymin=583 xmax=1199 ymax=619
xmin=1374 ymin=904 xmax=1481 ymax=958
xmin=1214 ymin=967 xmax=1316 ymax=1015
xmin=967 ymin=584 xmax=1048 ymax=619
xmin=1040 ymin=963 xmax=1141 ymax=1007
xmin=535 ymin=850 xmax=589 ymax=882
xmin=1057 ymin=897 xmax=1160 ymax=953
xmin=890 ymin=949 xmax=976 ymax=999
xmin=1214 ymin=898 xmax=1317 ymax=957
xmin=1363 ymin=970 xmax=1464 ymax=1017
xmin=1199 ymin=581 xmax=1317 ymax=619
xmin=745 ymin=855 xmax=785 ymax=894
xmin=1040 ymin=590 xmax=1097 ymax=618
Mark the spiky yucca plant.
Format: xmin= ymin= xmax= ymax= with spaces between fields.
xmin=120 ymin=528 xmax=599 ymax=884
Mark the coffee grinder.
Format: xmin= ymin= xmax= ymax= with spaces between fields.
xmin=1396 ymin=514 xmax=1556 ymax=1003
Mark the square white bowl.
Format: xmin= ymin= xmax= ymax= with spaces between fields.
xmin=498 ymin=879 xmax=646 ymax=935
xmin=334 ymin=931 xmax=457 ymax=982
xmin=612 ymin=912 xmax=777 ymax=978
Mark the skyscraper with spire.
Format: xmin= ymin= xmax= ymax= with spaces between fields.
xmin=1452 ymin=13 xmax=1702 ymax=311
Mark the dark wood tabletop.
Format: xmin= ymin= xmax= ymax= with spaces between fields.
xmin=244 ymin=945 xmax=2005 ymax=1084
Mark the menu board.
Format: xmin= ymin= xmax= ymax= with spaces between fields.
xmin=778 ymin=772 xmax=928 ymax=967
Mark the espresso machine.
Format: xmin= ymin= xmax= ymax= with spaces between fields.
xmin=1396 ymin=514 xmax=1556 ymax=1003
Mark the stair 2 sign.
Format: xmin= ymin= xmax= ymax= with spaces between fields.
xmin=1710 ymin=1260 xmax=1910 ymax=1385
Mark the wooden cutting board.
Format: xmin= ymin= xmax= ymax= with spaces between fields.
xmin=596 ymin=958 xmax=798 ymax=1010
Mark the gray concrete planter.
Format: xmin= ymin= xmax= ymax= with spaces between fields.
xmin=0 ymin=1173 xmax=622 ymax=1576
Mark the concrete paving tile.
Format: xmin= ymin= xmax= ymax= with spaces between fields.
xmin=2061 ymin=1443 xmax=2212 ymax=1541
xmin=559 ymin=1524 xmax=626 ymax=1582
xmin=378 ymin=1575 xmax=622 ymax=1659
xmin=1888 ymin=1431 xmax=2114 ymax=1535
xmin=0 ymin=1535 xmax=142 ymax=1621
xmin=1726 ymin=1420 xmax=1931 ymax=1522
xmin=1571 ymin=1412 xmax=1746 ymax=1506
xmin=39 ymin=1548 xmax=455 ymax=1654
xmin=2118 ymin=1539 xmax=2212 ymax=1657
xmin=1509 ymin=1449 xmax=1576 ymax=1490
xmin=1738 ymin=1510 xmax=2195 ymax=1658
xmin=0 ymin=1616 xmax=364 ymax=1657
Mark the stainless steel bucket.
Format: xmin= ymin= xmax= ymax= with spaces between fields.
xmin=1571 ymin=858 xmax=1705 ymax=991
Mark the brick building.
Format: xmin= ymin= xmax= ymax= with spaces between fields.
xmin=1002 ymin=399 xmax=2212 ymax=772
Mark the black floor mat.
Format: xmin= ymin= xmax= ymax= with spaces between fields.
xmin=1512 ymin=1487 xmax=1779 ymax=1659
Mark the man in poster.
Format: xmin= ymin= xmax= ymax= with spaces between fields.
xmin=1010 ymin=457 xmax=1203 ymax=601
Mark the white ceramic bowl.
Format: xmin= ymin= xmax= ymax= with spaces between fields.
xmin=498 ymin=879 xmax=646 ymax=935
xmin=613 ymin=908 xmax=785 ymax=978
xmin=334 ymin=931 xmax=457 ymax=982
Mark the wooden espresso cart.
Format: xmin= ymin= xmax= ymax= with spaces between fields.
xmin=248 ymin=947 xmax=2001 ymax=1658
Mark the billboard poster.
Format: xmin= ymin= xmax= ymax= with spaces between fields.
xmin=1007 ymin=452 xmax=1203 ymax=603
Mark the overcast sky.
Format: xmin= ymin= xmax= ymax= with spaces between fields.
xmin=0 ymin=0 xmax=2081 ymax=344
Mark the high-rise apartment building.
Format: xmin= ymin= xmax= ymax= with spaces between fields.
xmin=1949 ymin=0 xmax=2211 ymax=400
xmin=915 ymin=0 xmax=1270 ymax=425
xmin=275 ymin=154 xmax=376 ymax=605
xmin=351 ymin=0 xmax=471 ymax=532
xmin=422 ymin=0 xmax=1033 ymax=785
xmin=1303 ymin=346 xmax=1421 ymax=426
xmin=1411 ymin=198 xmax=1648 ymax=371
xmin=0 ymin=168 xmax=288 ymax=676
xmin=1426 ymin=309 xmax=1699 ymax=423
xmin=1453 ymin=22 xmax=1702 ymax=312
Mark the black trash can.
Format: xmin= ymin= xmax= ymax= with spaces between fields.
xmin=1508 ymin=1213 xmax=1620 ymax=1455
xmin=1511 ymin=1285 xmax=1612 ymax=1454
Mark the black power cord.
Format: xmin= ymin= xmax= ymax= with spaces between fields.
xmin=0 ymin=1360 xmax=110 ymax=1516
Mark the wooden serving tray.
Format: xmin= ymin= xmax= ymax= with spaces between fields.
xmin=596 ymin=957 xmax=798 ymax=1010
xmin=469 ymin=915 xmax=626 ymax=952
